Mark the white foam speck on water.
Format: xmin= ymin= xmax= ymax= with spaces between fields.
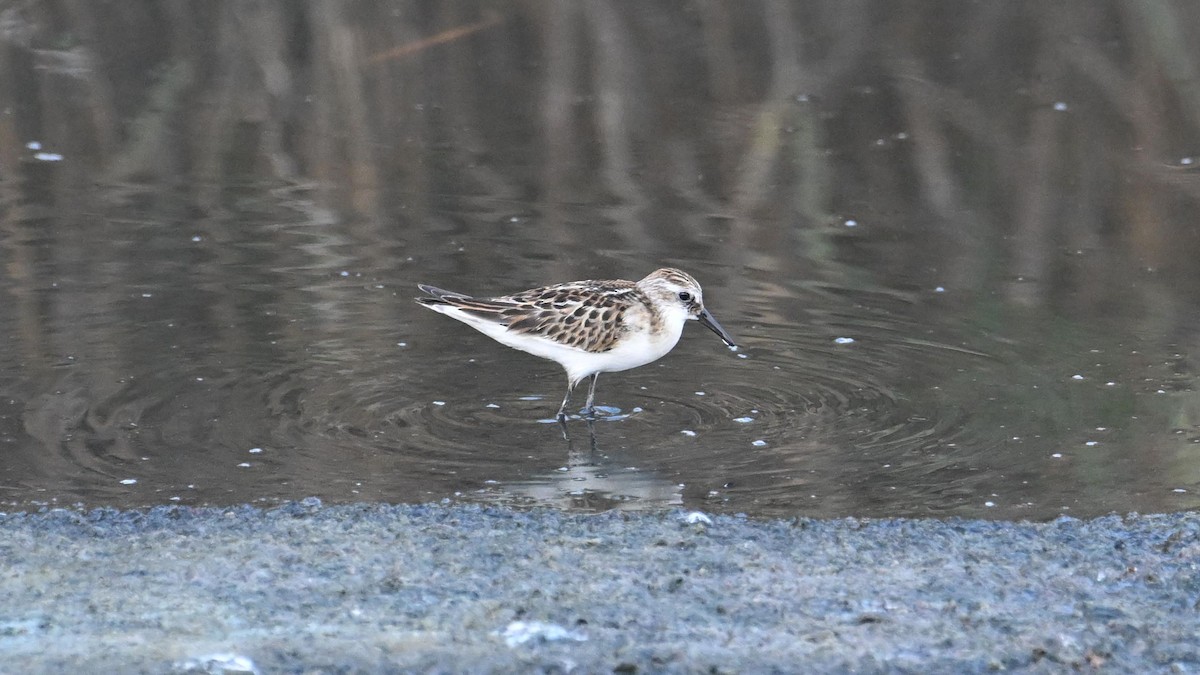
xmin=432 ymin=401 xmax=445 ymax=406
xmin=1054 ymin=101 xmax=1069 ymax=111
xmin=237 ymin=463 xmax=251 ymax=468
xmin=1051 ymin=453 xmax=1063 ymax=458
xmin=518 ymin=395 xmax=542 ymax=401
xmin=34 ymin=152 xmax=63 ymax=161
xmin=26 ymin=141 xmax=41 ymax=150
xmin=844 ymin=219 xmax=858 ymax=227
xmin=935 ymin=286 xmax=946 ymax=293
xmin=834 ymin=337 xmax=855 ymax=345
xmin=119 ymin=479 xmax=137 ymax=485
xmin=1085 ymin=441 xmax=1098 ymax=446
xmin=683 ymin=511 xmax=713 ymax=525
xmin=248 ymin=447 xmax=263 ymax=454
xmin=680 ymin=430 xmax=697 ymax=437
xmin=751 ymin=440 xmax=767 ymax=447
xmin=695 ymin=391 xmax=705 ymax=396
xmin=733 ymin=417 xmax=754 ymax=424
xmin=1071 ymin=374 xmax=1084 ymax=380
xmin=485 ymin=403 xmax=500 ymax=409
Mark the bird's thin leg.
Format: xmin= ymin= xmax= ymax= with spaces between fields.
xmin=584 ymin=373 xmax=599 ymax=418
xmin=556 ymin=378 xmax=576 ymax=420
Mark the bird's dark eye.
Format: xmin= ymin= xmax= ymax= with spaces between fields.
xmin=678 ymin=291 xmax=692 ymax=302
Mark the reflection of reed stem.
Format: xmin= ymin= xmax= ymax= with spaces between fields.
xmin=366 ymin=12 xmax=503 ymax=64
xmin=1125 ymin=0 xmax=1200 ymax=135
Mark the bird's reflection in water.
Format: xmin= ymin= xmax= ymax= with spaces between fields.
xmin=503 ymin=415 xmax=683 ymax=511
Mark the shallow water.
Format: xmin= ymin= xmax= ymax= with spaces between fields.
xmin=2 ymin=2 xmax=1199 ymax=519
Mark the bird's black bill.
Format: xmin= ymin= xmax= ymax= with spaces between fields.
xmin=697 ymin=308 xmax=737 ymax=348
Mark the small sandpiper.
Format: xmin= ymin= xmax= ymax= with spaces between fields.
xmin=416 ymin=268 xmax=738 ymax=419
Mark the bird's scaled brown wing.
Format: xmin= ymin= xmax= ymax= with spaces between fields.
xmin=499 ymin=281 xmax=639 ymax=353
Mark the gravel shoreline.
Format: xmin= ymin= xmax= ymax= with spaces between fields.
xmin=1 ymin=501 xmax=1198 ymax=673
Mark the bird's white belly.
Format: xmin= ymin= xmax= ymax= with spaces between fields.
xmin=556 ymin=325 xmax=681 ymax=382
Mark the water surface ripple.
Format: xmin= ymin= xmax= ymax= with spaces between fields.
xmin=3 ymin=2 xmax=1200 ymax=519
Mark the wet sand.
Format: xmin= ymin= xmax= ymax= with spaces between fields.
xmin=1 ymin=501 xmax=1198 ymax=673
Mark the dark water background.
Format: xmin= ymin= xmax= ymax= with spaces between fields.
xmin=1 ymin=2 xmax=1199 ymax=519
